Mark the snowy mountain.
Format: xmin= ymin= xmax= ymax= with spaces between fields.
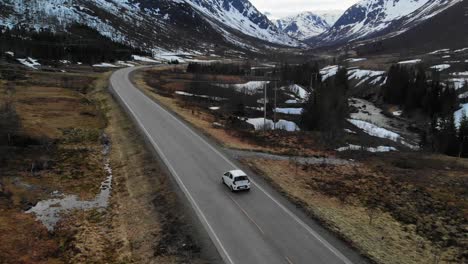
xmin=274 ymin=12 xmax=330 ymax=40
xmin=185 ymin=0 xmax=299 ymax=46
xmin=308 ymin=0 xmax=464 ymax=47
xmin=0 ymin=0 xmax=300 ymax=55
xmin=356 ymin=0 xmax=468 ymax=53
xmin=312 ymin=10 xmax=344 ymax=27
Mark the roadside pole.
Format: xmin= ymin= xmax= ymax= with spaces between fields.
xmin=274 ymin=81 xmax=277 ymax=130
xmin=263 ymin=82 xmax=267 ymax=131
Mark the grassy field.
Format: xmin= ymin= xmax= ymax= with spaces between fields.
xmin=0 ymin=66 xmax=208 ymax=263
xmin=139 ymin=66 xmax=468 ymax=264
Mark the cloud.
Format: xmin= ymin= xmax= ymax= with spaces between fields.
xmin=250 ymin=0 xmax=359 ymax=19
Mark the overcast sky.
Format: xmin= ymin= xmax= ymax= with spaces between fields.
xmin=250 ymin=0 xmax=360 ymax=19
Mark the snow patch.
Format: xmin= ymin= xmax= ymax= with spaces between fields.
xmin=274 ymin=108 xmax=303 ymax=115
xmin=430 ymin=64 xmax=451 ymax=72
xmin=215 ymin=81 xmax=269 ymax=95
xmin=454 ymin=104 xmax=468 ymax=128
xmin=246 ymin=118 xmax=300 ymax=132
xmin=428 ymin=49 xmax=450 ymax=55
xmin=336 ymin=144 xmax=397 ymax=153
xmin=346 ymin=58 xmax=367 ymax=63
xmin=285 ymin=99 xmax=299 ymax=104
xmin=320 ymin=65 xmax=340 ymax=81
xmin=398 ymin=59 xmax=422 ymax=64
xmin=132 ymin=55 xmax=159 ymax=63
xmin=17 ymin=57 xmax=41 ymax=69
xmin=93 ymin=63 xmax=118 ymax=68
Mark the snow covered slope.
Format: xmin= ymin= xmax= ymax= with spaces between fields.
xmin=308 ymin=0 xmax=463 ymax=46
xmin=312 ymin=10 xmax=344 ymax=26
xmin=184 ymin=0 xmax=300 ymax=46
xmin=274 ymin=12 xmax=330 ymax=40
xmin=0 ymin=0 xmax=300 ymax=54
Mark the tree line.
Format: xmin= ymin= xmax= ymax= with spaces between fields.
xmin=186 ymin=62 xmax=251 ymax=75
xmin=0 ymin=24 xmax=149 ymax=64
xmin=381 ymin=64 xmax=468 ymax=157
xmin=274 ymin=62 xmax=321 ymax=87
xmin=302 ymin=67 xmax=349 ymax=140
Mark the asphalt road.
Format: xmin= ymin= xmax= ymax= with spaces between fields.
xmin=110 ymin=66 xmax=366 ymax=264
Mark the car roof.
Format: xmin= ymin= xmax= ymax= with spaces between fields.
xmin=229 ymin=169 xmax=247 ymax=177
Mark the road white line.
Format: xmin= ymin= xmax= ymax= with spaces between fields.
xmin=110 ymin=72 xmax=235 ymax=264
xmin=228 ymin=195 xmax=265 ymax=235
xmin=128 ymin=68 xmax=354 ymax=264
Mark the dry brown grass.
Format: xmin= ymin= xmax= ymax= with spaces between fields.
xmin=0 ymin=210 xmax=61 ymax=264
xmin=1 ymin=66 xmax=209 ymax=263
xmin=244 ymin=157 xmax=466 ymax=264
xmin=0 ymin=70 xmax=110 ymax=263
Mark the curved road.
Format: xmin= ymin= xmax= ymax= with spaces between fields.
xmin=109 ymin=66 xmax=366 ymax=264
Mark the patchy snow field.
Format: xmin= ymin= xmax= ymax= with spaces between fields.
xmin=349 ymin=98 xmax=419 ymax=149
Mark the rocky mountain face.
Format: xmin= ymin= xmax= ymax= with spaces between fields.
xmin=274 ymin=12 xmax=330 ymax=40
xmin=0 ymin=0 xmax=300 ymax=55
xmin=356 ymin=0 xmax=468 ymax=54
xmin=185 ymin=0 xmax=298 ymax=46
xmin=308 ymin=0 xmax=464 ymax=47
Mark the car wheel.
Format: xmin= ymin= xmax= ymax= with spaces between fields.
xmin=230 ymin=186 xmax=234 ymax=192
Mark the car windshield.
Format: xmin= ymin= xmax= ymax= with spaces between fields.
xmin=234 ymin=176 xmax=248 ymax=182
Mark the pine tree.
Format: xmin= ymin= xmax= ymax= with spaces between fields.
xmin=458 ymin=112 xmax=468 ymax=158
xmin=302 ymin=68 xmax=349 ymax=137
xmin=437 ymin=115 xmax=459 ymax=156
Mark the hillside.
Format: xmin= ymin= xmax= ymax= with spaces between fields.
xmin=0 ymin=0 xmax=300 ymax=58
xmin=308 ymin=0 xmax=464 ymax=47
xmin=355 ymin=0 xmax=468 ymax=54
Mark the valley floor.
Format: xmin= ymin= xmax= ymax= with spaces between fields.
xmin=0 ymin=66 xmax=211 ymax=263
xmin=136 ymin=66 xmax=468 ymax=264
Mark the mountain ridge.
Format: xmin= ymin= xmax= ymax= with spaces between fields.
xmin=0 ymin=0 xmax=300 ymax=56
xmin=274 ymin=11 xmax=330 ymax=40
xmin=307 ymin=0 xmax=464 ymax=47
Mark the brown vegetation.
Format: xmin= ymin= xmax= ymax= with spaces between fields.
xmin=0 ymin=67 xmax=207 ymax=263
xmin=243 ymin=153 xmax=468 ymax=264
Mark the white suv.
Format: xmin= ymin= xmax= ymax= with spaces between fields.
xmin=222 ymin=170 xmax=251 ymax=192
